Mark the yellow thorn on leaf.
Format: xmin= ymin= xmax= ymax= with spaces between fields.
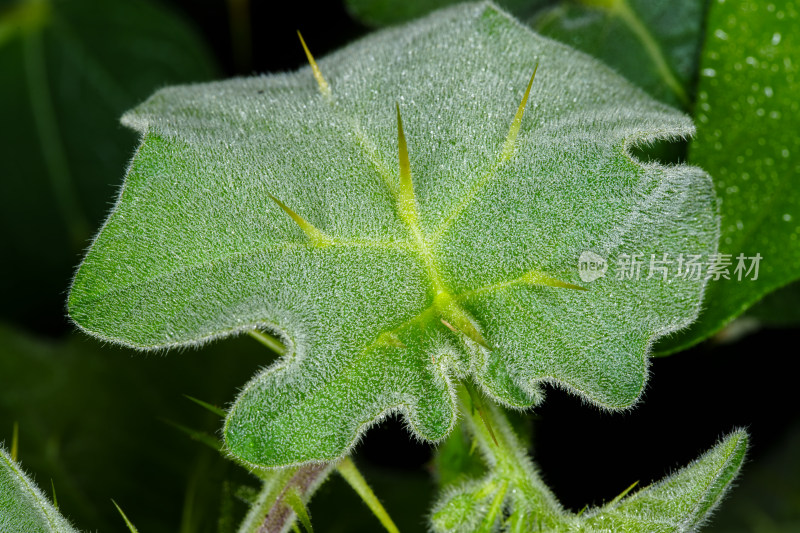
xmin=440 ymin=318 xmax=459 ymax=333
xmin=437 ymin=297 xmax=491 ymax=349
xmin=501 ymin=63 xmax=538 ymax=162
xmin=297 ymin=30 xmax=331 ymax=97
xmin=377 ymin=331 xmax=407 ymax=349
xmin=522 ymin=270 xmax=587 ymax=291
xmin=268 ymin=193 xmax=331 ymax=246
xmin=396 ymin=103 xmax=411 ymax=187
xmin=608 ymin=480 xmax=639 ymax=506
xmin=395 ymin=103 xmax=418 ymax=226
xmin=451 ymin=316 xmax=491 ymax=349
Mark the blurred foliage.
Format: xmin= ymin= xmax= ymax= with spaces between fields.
xmin=746 ymin=280 xmax=800 ymax=326
xmin=0 ymin=323 xmax=274 ymax=531
xmin=0 ymin=0 xmax=217 ymax=334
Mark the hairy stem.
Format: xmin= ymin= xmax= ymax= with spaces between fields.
xmin=238 ymin=464 xmax=331 ymax=533
xmin=457 ymin=383 xmax=565 ymax=528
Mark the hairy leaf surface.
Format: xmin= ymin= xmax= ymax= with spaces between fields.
xmin=69 ymin=2 xmax=718 ymax=467
xmin=0 ymin=447 xmax=78 ymax=533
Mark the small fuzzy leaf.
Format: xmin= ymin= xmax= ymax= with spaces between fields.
xmin=431 ymin=389 xmax=748 ymax=532
xmin=0 ymin=447 xmax=79 ymax=532
xmin=69 ymin=2 xmax=718 ymax=467
xmin=581 ymin=429 xmax=748 ymax=532
xmin=431 ymin=479 xmax=496 ymax=533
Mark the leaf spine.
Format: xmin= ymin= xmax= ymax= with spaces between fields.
xmin=395 ymin=102 xmax=418 ymax=226
xmin=501 ymin=63 xmax=538 ymax=162
xmin=268 ymin=193 xmax=332 ymax=246
xmin=297 ymin=31 xmax=331 ymax=98
xmin=522 ymin=270 xmax=587 ymax=291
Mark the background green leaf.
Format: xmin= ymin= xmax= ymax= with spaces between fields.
xmin=345 ymin=0 xmax=705 ymax=109
xmin=69 ymin=3 xmax=718 ymax=468
xmin=530 ymin=0 xmax=704 ymax=109
xmin=655 ymin=0 xmax=800 ymax=353
xmin=746 ymin=280 xmax=800 ymax=326
xmin=0 ymin=0 xmax=216 ymax=334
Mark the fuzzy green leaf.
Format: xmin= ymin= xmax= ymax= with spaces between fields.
xmin=656 ymin=0 xmax=800 ymax=353
xmin=1 ymin=447 xmax=79 ymax=532
xmin=346 ymin=0 xmax=541 ymax=27
xmin=69 ymin=2 xmax=717 ymax=467
xmin=707 ymin=422 xmax=800 ymax=532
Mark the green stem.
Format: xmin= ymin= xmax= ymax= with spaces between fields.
xmin=226 ymin=0 xmax=251 ymax=73
xmin=579 ymin=0 xmax=689 ymax=106
xmin=457 ymin=383 xmax=565 ymax=528
xmin=238 ymin=468 xmax=297 ymax=533
xmin=336 ymin=457 xmax=400 ymax=533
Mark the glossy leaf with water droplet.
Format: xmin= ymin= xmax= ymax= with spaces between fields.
xmin=656 ymin=0 xmax=800 ymax=353
xmin=68 ymin=2 xmax=718 ymax=467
